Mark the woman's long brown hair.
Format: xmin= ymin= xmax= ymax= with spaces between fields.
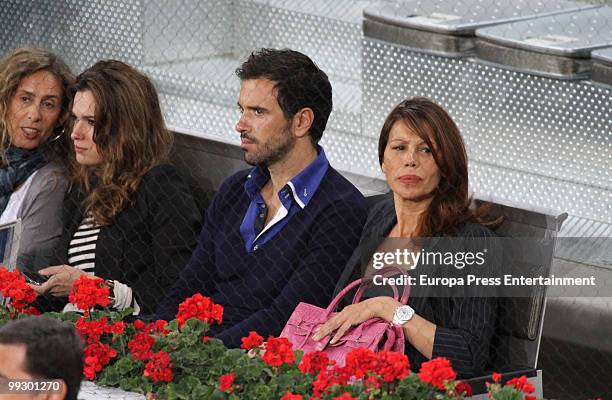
xmin=70 ymin=60 xmax=173 ymax=225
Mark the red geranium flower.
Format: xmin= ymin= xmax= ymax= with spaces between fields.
xmin=343 ymin=348 xmax=409 ymax=382
xmin=175 ymin=293 xmax=223 ymax=327
xmin=4 ymin=279 xmax=37 ymax=310
xmin=333 ymin=393 xmax=357 ymax=400
xmin=128 ymin=331 xmax=156 ymax=361
xmin=240 ymin=331 xmax=264 ymax=350
xmin=68 ymin=275 xmax=109 ymax=314
xmin=133 ymin=319 xmax=146 ymax=331
xmin=344 ymin=348 xmax=377 ymax=379
xmin=0 ymin=268 xmax=38 ymax=312
xmin=299 ymin=351 xmax=333 ymax=375
xmin=374 ymin=350 xmax=410 ymax=382
xmin=144 ymin=351 xmax=173 ymax=382
xmin=363 ymin=375 xmax=382 ymax=392
xmin=218 ymin=372 xmax=235 ymax=393
xmin=312 ymin=367 xmax=351 ymax=398
xmin=417 ymin=357 xmax=457 ymax=390
xmin=110 ymin=321 xmax=126 ymax=335
xmin=280 ymin=392 xmax=302 ymax=400
xmin=20 ymin=306 xmax=40 ymax=315
xmin=492 ymin=372 xmax=502 ymax=382
xmin=506 ymin=375 xmax=535 ymax=394
xmin=148 ymin=320 xmax=169 ymax=334
xmin=0 ymin=267 xmax=20 ymax=292
xmin=455 ymin=381 xmax=473 ymax=396
xmin=262 ymin=336 xmax=295 ymax=367
xmin=75 ymin=316 xmax=110 ymax=344
xmin=83 ymin=342 xmax=117 ymax=380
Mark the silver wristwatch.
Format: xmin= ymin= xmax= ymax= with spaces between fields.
xmin=392 ymin=305 xmax=415 ymax=326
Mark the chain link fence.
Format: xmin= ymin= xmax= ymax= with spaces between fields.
xmin=1 ymin=1 xmax=611 ymax=398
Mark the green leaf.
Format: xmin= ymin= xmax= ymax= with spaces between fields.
xmin=42 ymin=311 xmax=80 ymax=323
xmin=183 ymin=317 xmax=209 ymax=333
xmin=209 ymin=389 xmax=229 ymax=400
xmin=167 ymin=319 xmax=179 ymax=331
xmin=293 ymin=349 xmax=304 ymax=365
xmin=172 ymin=375 xmax=203 ymax=398
xmin=191 ymin=384 xmax=213 ymax=399
xmin=117 ymin=357 xmax=140 ymax=375
xmin=118 ymin=376 xmax=145 ymax=392
xmin=113 ymin=307 xmax=135 ymax=321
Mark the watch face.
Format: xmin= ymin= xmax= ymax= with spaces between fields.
xmin=396 ymin=306 xmax=414 ymax=321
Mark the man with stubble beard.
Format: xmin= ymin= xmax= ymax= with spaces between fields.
xmin=156 ymin=48 xmax=367 ymax=347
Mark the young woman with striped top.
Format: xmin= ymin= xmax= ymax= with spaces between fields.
xmin=31 ymin=60 xmax=202 ymax=315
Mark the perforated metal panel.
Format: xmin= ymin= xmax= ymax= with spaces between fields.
xmin=144 ymin=0 xmax=234 ymax=65
xmin=362 ymin=37 xmax=612 ymax=233
xmin=364 ymin=0 xmax=595 ymax=34
xmin=140 ymin=0 xmax=374 ymax=159
xmin=1 ymin=0 xmax=610 ymax=237
xmin=477 ymin=7 xmax=612 ymax=57
xmin=0 ymin=0 xmax=142 ymax=71
xmin=476 ymin=7 xmax=612 ymax=78
xmin=235 ymin=0 xmax=368 ymax=81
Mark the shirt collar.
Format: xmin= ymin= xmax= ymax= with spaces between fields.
xmin=244 ymin=166 xmax=270 ymax=200
xmin=244 ymin=145 xmax=330 ymax=209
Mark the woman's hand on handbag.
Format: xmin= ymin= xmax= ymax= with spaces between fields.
xmin=312 ymin=296 xmax=401 ymax=344
xmin=29 ymin=265 xmax=88 ymax=297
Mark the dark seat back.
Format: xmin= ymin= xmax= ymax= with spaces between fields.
xmin=365 ymin=193 xmax=567 ymax=371
xmin=475 ymin=198 xmax=567 ymax=371
xmin=169 ymin=132 xmax=249 ymax=214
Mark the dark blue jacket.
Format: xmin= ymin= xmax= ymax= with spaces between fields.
xmin=156 ymin=167 xmax=367 ymax=347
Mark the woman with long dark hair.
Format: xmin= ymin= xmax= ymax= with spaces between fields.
xmin=32 ymin=60 xmax=201 ymax=315
xmin=313 ymin=97 xmax=499 ymax=378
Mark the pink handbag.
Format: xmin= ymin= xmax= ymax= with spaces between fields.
xmin=280 ymin=266 xmax=410 ymax=366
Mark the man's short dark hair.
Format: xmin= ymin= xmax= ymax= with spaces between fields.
xmin=0 ymin=317 xmax=83 ymax=400
xmin=235 ymin=48 xmax=333 ymax=145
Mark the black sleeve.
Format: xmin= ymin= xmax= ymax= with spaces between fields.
xmin=154 ymin=172 xmax=238 ymax=321
xmin=431 ymin=225 xmax=500 ymax=378
xmin=130 ymin=165 xmax=202 ymax=315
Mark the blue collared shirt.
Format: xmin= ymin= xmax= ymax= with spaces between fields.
xmin=239 ymin=146 xmax=330 ymax=253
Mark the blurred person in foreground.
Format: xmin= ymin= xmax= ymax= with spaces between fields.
xmin=0 ymin=316 xmax=83 ymax=400
xmin=0 ymin=48 xmax=73 ymax=268
xmin=31 ymin=60 xmax=201 ymax=315
xmin=313 ymin=97 xmax=499 ymax=378
xmin=156 ymin=48 xmax=368 ymax=347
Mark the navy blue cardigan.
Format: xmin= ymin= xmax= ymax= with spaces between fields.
xmin=156 ymin=167 xmax=368 ymax=347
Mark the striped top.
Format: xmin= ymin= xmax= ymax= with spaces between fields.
xmin=65 ymin=214 xmax=140 ymax=315
xmin=67 ymin=215 xmax=99 ymax=273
